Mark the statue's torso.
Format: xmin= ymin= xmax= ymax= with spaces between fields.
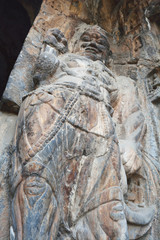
xmin=14 ymin=54 xmax=116 ymax=160
xmin=11 ymin=54 xmax=120 ymax=207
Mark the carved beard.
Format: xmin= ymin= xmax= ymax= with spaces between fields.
xmin=78 ymin=48 xmax=104 ymax=62
xmin=83 ymin=51 xmax=99 ymax=61
xmin=81 ymin=50 xmax=108 ymax=65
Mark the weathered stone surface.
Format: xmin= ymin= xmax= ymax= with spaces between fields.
xmin=0 ymin=112 xmax=17 ymax=240
xmin=0 ymin=0 xmax=31 ymax=99
xmin=0 ymin=0 xmax=160 ymax=239
xmin=2 ymin=28 xmax=42 ymax=112
xmin=8 ymin=25 xmax=155 ymax=239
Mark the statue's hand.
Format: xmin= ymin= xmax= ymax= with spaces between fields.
xmin=119 ymin=140 xmax=142 ymax=176
xmin=33 ymin=45 xmax=60 ymax=85
xmin=44 ymin=28 xmax=68 ymax=54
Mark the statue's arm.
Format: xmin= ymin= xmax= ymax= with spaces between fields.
xmin=33 ymin=28 xmax=68 ymax=85
xmin=113 ymin=77 xmax=146 ymax=175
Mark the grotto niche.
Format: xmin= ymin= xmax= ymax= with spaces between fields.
xmin=0 ymin=0 xmax=160 ymax=239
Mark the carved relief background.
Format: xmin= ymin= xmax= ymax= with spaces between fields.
xmin=0 ymin=0 xmax=160 ymax=239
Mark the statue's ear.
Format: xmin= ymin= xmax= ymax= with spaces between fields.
xmin=105 ymin=50 xmax=112 ymax=65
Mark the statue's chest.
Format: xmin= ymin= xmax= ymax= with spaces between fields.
xmin=17 ymin=86 xmax=112 ymax=159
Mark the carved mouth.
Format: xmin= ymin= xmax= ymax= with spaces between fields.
xmin=85 ymin=47 xmax=99 ymax=54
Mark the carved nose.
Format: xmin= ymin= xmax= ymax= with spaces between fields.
xmin=88 ymin=41 xmax=97 ymax=47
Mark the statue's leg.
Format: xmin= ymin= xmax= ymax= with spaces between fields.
xmin=12 ymin=175 xmax=60 ymax=240
xmin=69 ymin=131 xmax=129 ymax=240
xmin=73 ymin=187 xmax=129 ymax=240
xmin=98 ymin=201 xmax=128 ymax=240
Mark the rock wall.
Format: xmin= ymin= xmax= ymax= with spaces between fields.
xmin=0 ymin=0 xmax=160 ymax=239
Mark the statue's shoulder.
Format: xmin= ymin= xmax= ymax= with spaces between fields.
xmin=116 ymin=76 xmax=136 ymax=89
xmin=92 ymin=60 xmax=114 ymax=75
xmin=22 ymin=85 xmax=55 ymax=102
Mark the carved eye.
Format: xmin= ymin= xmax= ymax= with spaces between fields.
xmin=81 ymin=35 xmax=90 ymax=42
xmin=97 ymin=39 xmax=106 ymax=46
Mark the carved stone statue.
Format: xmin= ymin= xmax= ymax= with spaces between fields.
xmin=147 ymin=70 xmax=160 ymax=103
xmin=10 ymin=25 xmax=155 ymax=240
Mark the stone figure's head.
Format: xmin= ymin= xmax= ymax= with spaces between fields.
xmin=73 ymin=25 xmax=111 ymax=64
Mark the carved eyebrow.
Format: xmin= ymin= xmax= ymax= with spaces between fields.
xmin=81 ymin=32 xmax=89 ymax=37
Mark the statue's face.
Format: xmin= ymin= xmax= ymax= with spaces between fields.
xmin=77 ymin=28 xmax=109 ymax=62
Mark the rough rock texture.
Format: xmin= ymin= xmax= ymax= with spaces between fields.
xmin=0 ymin=0 xmax=43 ymax=100
xmin=0 ymin=0 xmax=160 ymax=239
xmin=0 ymin=112 xmax=17 ymax=240
xmin=0 ymin=0 xmax=31 ymax=99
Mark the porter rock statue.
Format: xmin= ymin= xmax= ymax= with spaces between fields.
xmin=11 ymin=25 xmax=154 ymax=240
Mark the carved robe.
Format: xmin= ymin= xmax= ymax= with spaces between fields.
xmin=12 ymin=54 xmax=148 ymax=239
